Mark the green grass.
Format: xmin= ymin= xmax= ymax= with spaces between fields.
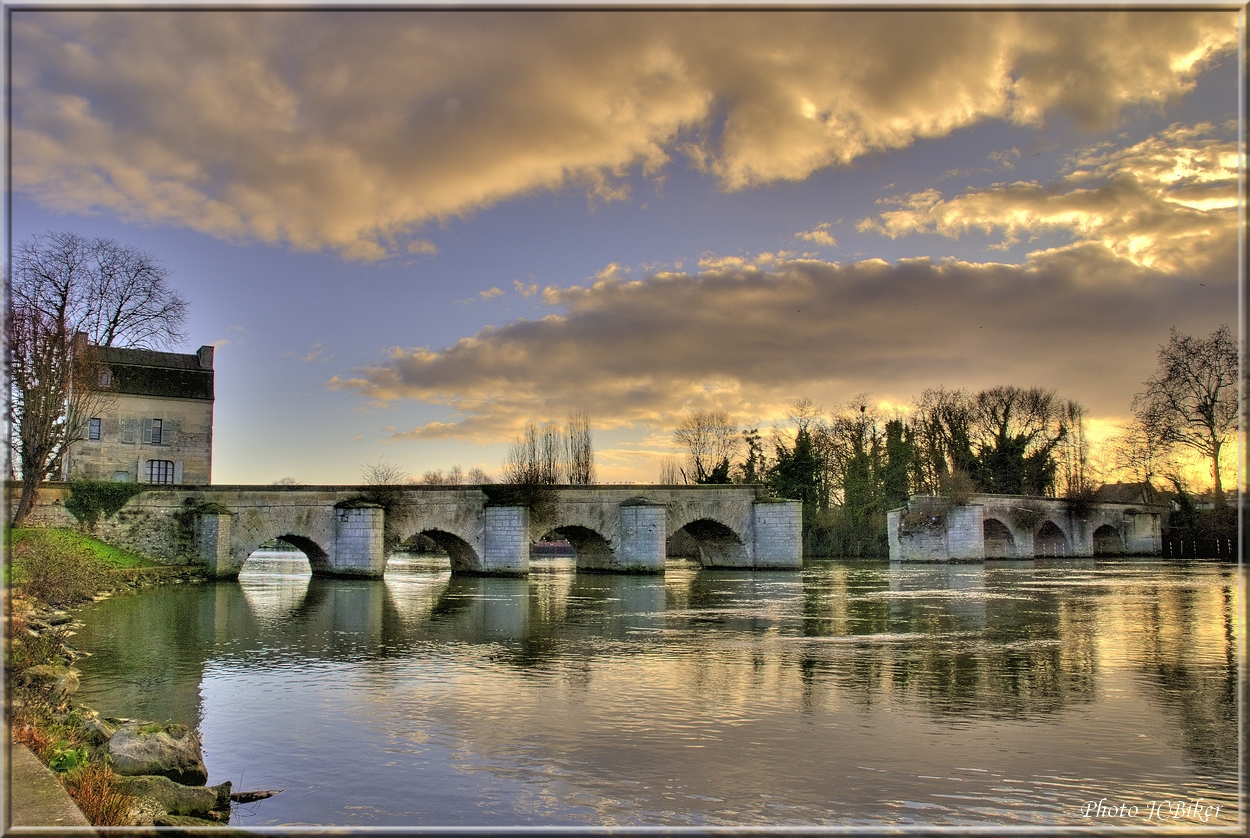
xmin=8 ymin=528 xmax=163 ymax=605
xmin=10 ymin=528 xmax=158 ymax=570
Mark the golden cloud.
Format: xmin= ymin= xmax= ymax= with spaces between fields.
xmin=795 ymin=223 xmax=837 ymax=247
xmin=329 ymin=244 xmax=1235 ymax=441
xmin=858 ymin=123 xmax=1240 ymax=273
xmin=12 ymin=10 xmax=1237 ymax=259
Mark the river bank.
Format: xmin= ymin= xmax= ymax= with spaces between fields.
xmin=7 ymin=527 xmax=238 ymax=828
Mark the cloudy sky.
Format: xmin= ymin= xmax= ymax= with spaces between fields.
xmin=8 ymin=7 xmax=1242 ymax=485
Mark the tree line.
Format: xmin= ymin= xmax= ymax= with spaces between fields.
xmin=666 ymin=326 xmax=1237 ymax=557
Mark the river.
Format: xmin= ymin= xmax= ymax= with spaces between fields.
xmin=72 ymin=554 xmax=1242 ymax=829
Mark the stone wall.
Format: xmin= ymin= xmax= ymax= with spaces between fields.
xmin=616 ymin=502 xmax=667 ymax=572
xmin=946 ymin=505 xmax=985 ymax=561
xmin=751 ymin=501 xmax=803 ymax=568
xmin=332 ymin=505 xmax=386 ymax=577
xmin=482 ymin=506 xmax=530 ymax=575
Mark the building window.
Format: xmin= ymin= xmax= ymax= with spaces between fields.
xmin=146 ymin=460 xmax=175 ymax=484
xmin=88 ymin=418 xmax=101 ymax=441
xmin=98 ymin=369 xmax=112 ymax=387
xmin=144 ymin=418 xmax=163 ymax=445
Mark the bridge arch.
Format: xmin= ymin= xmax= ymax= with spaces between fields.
xmin=240 ymin=531 xmax=333 ymax=575
xmin=544 ymin=524 xmax=615 ymax=570
xmin=671 ymin=518 xmax=748 ymax=567
xmin=983 ymin=518 xmax=1016 ymax=558
xmin=408 ymin=528 xmax=481 ymax=573
xmin=1093 ymin=524 xmax=1124 ymax=556
xmin=1034 ymin=520 xmax=1070 ymax=557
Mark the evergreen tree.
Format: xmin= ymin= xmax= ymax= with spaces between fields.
xmin=882 ymin=419 xmax=912 ymax=510
xmin=736 ymin=428 xmax=765 ymax=484
xmin=767 ymin=427 xmax=823 ymax=532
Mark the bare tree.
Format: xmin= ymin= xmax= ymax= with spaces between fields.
xmin=969 ymin=385 xmax=1070 ymax=495
xmin=786 ymin=397 xmax=822 ymax=435
xmin=503 ymin=414 xmax=595 ymax=485
xmin=1132 ymin=325 xmax=1238 ymax=507
xmin=361 ymin=459 xmax=410 ymax=485
xmin=564 ymin=410 xmax=595 ymax=484
xmin=1109 ymin=417 xmax=1176 ymax=503
xmin=801 ymin=396 xmax=885 ymax=509
xmin=538 ymin=421 xmax=563 ymax=484
xmin=14 ymin=231 xmax=187 ymax=349
xmin=466 ymin=466 xmax=492 ymax=484
xmin=1056 ymin=400 xmax=1093 ymax=497
xmin=503 ymin=420 xmax=564 ymax=484
xmin=503 ymin=421 xmax=543 ymax=484
xmin=9 ymin=232 xmax=187 ymax=525
xmin=9 ymin=315 xmax=114 ymax=525
xmin=673 ymin=410 xmax=740 ymax=483
xmin=503 ymin=421 xmax=562 ymax=484
xmin=423 ymin=465 xmax=468 ymax=485
xmin=657 ymin=457 xmax=682 ymax=485
xmin=908 ymin=387 xmax=975 ymax=494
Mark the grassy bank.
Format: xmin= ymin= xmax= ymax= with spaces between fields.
xmin=7 ymin=527 xmax=215 ymax=826
xmin=10 ymin=528 xmax=157 ymax=602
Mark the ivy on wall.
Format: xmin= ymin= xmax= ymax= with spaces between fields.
xmin=64 ymin=481 xmax=147 ymax=526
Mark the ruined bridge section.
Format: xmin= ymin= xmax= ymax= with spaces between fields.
xmin=22 ymin=483 xmax=800 ymax=578
xmin=887 ymin=493 xmax=1164 ymax=562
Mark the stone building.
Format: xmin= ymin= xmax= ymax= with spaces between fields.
xmin=63 ymin=343 xmax=215 ymax=484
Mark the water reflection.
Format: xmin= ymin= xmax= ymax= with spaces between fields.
xmin=1122 ymin=567 xmax=1241 ymax=771
xmin=70 ymin=559 xmax=1240 ymax=828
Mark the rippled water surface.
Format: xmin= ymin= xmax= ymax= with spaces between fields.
xmin=72 ymin=556 xmax=1242 ymax=828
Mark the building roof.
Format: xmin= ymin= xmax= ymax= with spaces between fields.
xmin=96 ymin=345 xmax=214 ymax=401
xmin=1093 ymin=482 xmax=1153 ymax=503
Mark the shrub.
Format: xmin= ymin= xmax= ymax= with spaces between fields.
xmin=10 ymin=538 xmax=106 ymax=606
xmin=938 ymin=470 xmax=975 ymax=506
xmin=805 ymin=507 xmax=889 ymax=558
xmin=900 ymin=496 xmax=950 ymax=533
xmin=7 ymin=623 xmax=69 ymax=672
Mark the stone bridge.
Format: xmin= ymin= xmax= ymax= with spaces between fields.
xmin=887 ymin=493 xmax=1164 ymax=562
xmin=20 ymin=483 xmax=801 ymax=578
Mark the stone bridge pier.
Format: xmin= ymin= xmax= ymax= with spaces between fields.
xmin=19 ymin=483 xmax=802 ymax=579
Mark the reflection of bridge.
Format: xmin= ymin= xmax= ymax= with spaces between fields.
xmin=26 ymin=483 xmax=801 ymax=578
xmin=887 ymin=494 xmax=1164 ymax=562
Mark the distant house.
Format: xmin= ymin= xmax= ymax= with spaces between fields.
xmin=63 ymin=341 xmax=215 ymax=485
xmin=1093 ymin=482 xmax=1156 ymax=504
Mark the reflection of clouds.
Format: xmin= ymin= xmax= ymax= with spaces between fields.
xmin=238 ymin=552 xmax=311 ymax=621
xmin=381 ymin=557 xmax=451 ymax=624
xmin=11 ymin=10 xmax=1235 ymax=259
